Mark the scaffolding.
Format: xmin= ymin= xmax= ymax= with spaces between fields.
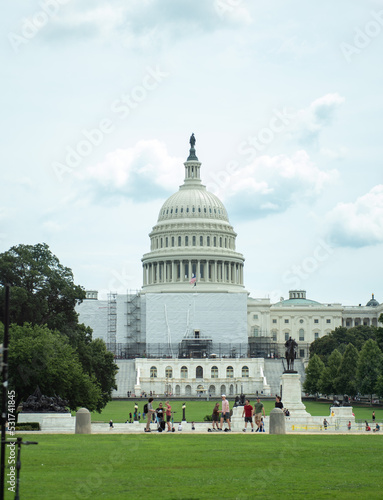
xmin=126 ymin=291 xmax=141 ymax=343
xmin=107 ymin=292 xmax=117 ymax=353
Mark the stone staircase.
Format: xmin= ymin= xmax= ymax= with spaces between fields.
xmin=263 ymin=359 xmax=306 ymax=396
xmin=113 ymin=359 xmax=136 ymax=398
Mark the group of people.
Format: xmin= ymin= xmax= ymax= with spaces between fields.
xmin=211 ymin=394 xmax=233 ymax=431
xmin=240 ymin=397 xmax=266 ymax=432
xmin=144 ymin=399 xmax=174 ymax=432
xmin=210 ymin=395 xmax=285 ymax=432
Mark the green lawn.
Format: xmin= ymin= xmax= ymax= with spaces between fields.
xmin=5 ymin=434 xmax=383 ymax=499
xmin=88 ymin=399 xmax=383 ymax=424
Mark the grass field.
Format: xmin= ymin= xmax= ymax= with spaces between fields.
xmin=4 ymin=434 xmax=383 ymax=499
xmin=88 ymin=399 xmax=383 ymax=424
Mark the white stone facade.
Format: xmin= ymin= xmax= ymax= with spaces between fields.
xmin=134 ymin=358 xmax=271 ymax=397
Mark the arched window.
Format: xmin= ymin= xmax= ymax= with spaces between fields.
xmin=165 ymin=237 xmax=168 ymax=247
xmin=242 ymin=366 xmax=249 ymax=378
xmin=172 ymin=236 xmax=175 ymax=247
xmin=214 ymin=237 xmax=217 ymax=247
xmin=165 ymin=366 xmax=173 ymax=378
xmin=178 ymin=236 xmax=181 ymax=246
xmin=192 ymin=236 xmax=196 ymax=246
xmin=226 ymin=366 xmax=234 ymax=378
xmin=196 ymin=366 xmax=203 ymax=378
xmin=185 ymin=385 xmax=192 ymax=395
xmin=211 ymin=366 xmax=218 ymax=378
xmin=219 ymin=237 xmax=222 ymax=247
xmin=207 ymin=236 xmax=210 ymax=246
xmin=185 ymin=236 xmax=189 ymax=246
xmin=200 ymin=235 xmax=203 ymax=246
xmin=181 ymin=366 xmax=188 ymax=379
xmin=150 ymin=366 xmax=157 ymax=378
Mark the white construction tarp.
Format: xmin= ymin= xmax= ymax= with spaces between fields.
xmin=145 ymin=292 xmax=248 ymax=346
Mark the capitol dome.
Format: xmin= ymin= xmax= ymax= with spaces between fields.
xmin=366 ymin=293 xmax=379 ymax=307
xmin=157 ymin=187 xmax=229 ymax=223
xmin=141 ymin=135 xmax=245 ymax=292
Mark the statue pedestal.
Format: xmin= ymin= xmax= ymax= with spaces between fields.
xmin=134 ymin=385 xmax=141 ymax=397
xmin=230 ymin=405 xmax=245 ymax=430
xmin=330 ymin=406 xmax=355 ymax=420
xmin=281 ymin=372 xmax=310 ymax=417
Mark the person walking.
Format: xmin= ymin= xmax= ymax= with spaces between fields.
xmin=254 ymin=397 xmax=266 ymax=432
xmin=372 ymin=411 xmax=376 ymax=422
xmin=212 ymin=402 xmax=220 ymax=431
xmin=219 ymin=395 xmax=231 ymax=431
xmin=165 ymin=400 xmax=172 ymax=432
xmin=242 ymin=399 xmax=254 ymax=432
xmin=145 ymin=397 xmax=156 ymax=432
xmin=156 ymin=402 xmax=165 ymax=431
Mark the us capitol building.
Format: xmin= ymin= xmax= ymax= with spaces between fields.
xmin=77 ymin=136 xmax=383 ymax=397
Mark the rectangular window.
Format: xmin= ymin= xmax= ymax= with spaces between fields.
xmin=272 ymin=319 xmax=277 ymax=324
xmin=253 ymin=314 xmax=258 ymax=319
xmin=284 ymin=319 xmax=289 ymax=324
xmin=299 ymin=349 xmax=305 ymax=358
xmin=285 ymin=332 xmax=289 ymax=341
xmin=315 ymin=332 xmax=319 ymax=340
xmin=326 ymin=319 xmax=331 ymax=324
xmin=314 ymin=319 xmax=319 ymax=324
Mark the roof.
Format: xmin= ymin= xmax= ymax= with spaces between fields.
xmin=272 ymin=298 xmax=322 ymax=307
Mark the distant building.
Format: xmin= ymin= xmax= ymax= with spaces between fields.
xmin=76 ymin=137 xmax=382 ymax=396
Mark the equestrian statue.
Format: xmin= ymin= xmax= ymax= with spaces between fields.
xmin=285 ymin=336 xmax=298 ymax=372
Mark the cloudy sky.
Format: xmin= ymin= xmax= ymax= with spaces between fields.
xmin=2 ymin=0 xmax=383 ymax=305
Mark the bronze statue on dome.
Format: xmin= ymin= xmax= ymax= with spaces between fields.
xmin=189 ymin=133 xmax=196 ymax=148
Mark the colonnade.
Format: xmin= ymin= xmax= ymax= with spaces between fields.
xmin=142 ymin=258 xmax=244 ymax=286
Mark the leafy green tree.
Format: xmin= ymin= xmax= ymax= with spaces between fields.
xmin=336 ymin=343 xmax=359 ymax=396
xmin=303 ymin=354 xmax=325 ymax=397
xmin=375 ymin=375 xmax=383 ymax=399
xmin=357 ymin=339 xmax=383 ymax=402
xmin=309 ymin=335 xmax=338 ymax=363
xmin=309 ymin=325 xmax=377 ymax=364
xmin=0 ymin=243 xmax=85 ymax=330
xmin=3 ymin=323 xmax=103 ymax=411
xmin=0 ymin=243 xmax=118 ymax=411
xmin=319 ymin=349 xmax=342 ymax=395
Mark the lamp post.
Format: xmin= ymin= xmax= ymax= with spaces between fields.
xmin=134 ymin=403 xmax=138 ymax=421
xmin=182 ymin=403 xmax=186 ymax=422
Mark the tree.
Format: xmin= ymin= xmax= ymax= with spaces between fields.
xmin=0 ymin=243 xmax=85 ymax=330
xmin=336 ymin=343 xmax=359 ymax=396
xmin=357 ymin=339 xmax=383 ymax=402
xmin=303 ymin=354 xmax=325 ymax=396
xmin=319 ymin=349 xmax=342 ymax=395
xmin=309 ymin=335 xmax=338 ymax=364
xmin=309 ymin=325 xmax=377 ymax=364
xmin=0 ymin=243 xmax=118 ymax=411
xmin=2 ymin=323 xmax=103 ymax=411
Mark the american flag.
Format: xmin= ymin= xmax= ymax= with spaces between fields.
xmin=189 ymin=274 xmax=197 ymax=286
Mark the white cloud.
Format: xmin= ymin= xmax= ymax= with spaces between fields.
xmin=77 ymin=140 xmax=182 ymax=202
xmin=292 ymin=93 xmax=345 ymax=145
xmin=325 ymin=185 xmax=383 ymax=248
xmin=43 ymin=0 xmax=251 ymax=45
xmin=216 ymin=150 xmax=338 ymax=219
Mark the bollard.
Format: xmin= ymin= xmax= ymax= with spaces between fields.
xmin=75 ymin=408 xmax=91 ymax=434
xmin=269 ymin=408 xmax=286 ymax=434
